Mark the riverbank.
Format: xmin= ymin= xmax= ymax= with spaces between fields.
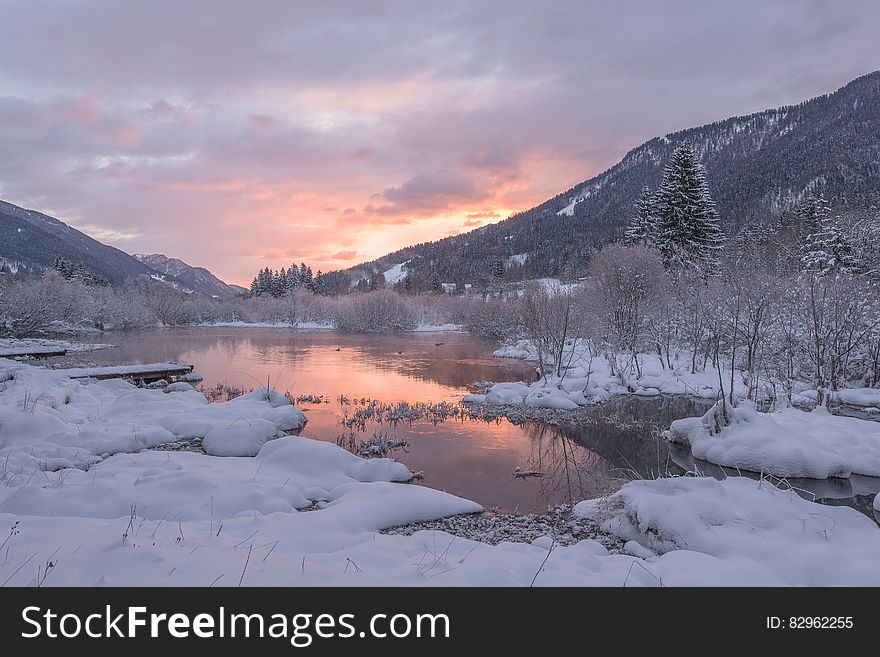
xmin=2 ymin=355 xmax=879 ymax=586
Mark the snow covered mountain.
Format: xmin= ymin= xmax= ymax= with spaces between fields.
xmin=0 ymin=199 xmax=242 ymax=297
xmin=0 ymin=199 xmax=161 ymax=283
xmin=330 ymin=71 xmax=880 ymax=290
xmin=134 ymin=253 xmax=246 ymax=299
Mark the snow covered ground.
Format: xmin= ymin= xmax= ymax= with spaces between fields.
xmin=201 ymin=321 xmax=334 ymax=330
xmin=0 ymin=338 xmax=112 ymax=354
xmin=576 ymin=476 xmax=880 ymax=586
xmin=1 ymin=357 xmax=878 ymax=586
xmin=490 ymin=338 xmax=880 ymax=410
xmin=411 ymin=323 xmax=464 ymax=332
xmin=667 ymin=401 xmax=880 ymax=479
xmin=475 ymin=339 xmax=731 ymax=409
xmin=201 ymin=321 xmax=462 ymax=332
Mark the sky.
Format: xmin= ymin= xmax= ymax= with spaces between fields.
xmin=1 ymin=1 xmax=878 ymax=286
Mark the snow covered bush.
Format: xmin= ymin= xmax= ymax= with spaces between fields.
xmin=333 ymin=289 xmax=417 ymax=333
xmin=589 ymin=244 xmax=664 ymax=377
xmin=0 ymin=271 xmax=81 ymax=336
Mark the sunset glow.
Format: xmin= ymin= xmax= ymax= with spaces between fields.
xmin=1 ymin=1 xmax=876 ymax=284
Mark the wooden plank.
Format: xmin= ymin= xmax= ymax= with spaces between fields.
xmin=57 ymin=362 xmax=194 ymax=382
xmin=0 ymin=348 xmax=68 ymax=358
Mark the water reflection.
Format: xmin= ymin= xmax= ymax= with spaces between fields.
xmin=63 ymin=327 xmax=880 ymax=519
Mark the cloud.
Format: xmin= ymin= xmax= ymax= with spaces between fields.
xmin=366 ymin=170 xmax=492 ymax=217
xmin=0 ymin=1 xmax=876 ymax=284
xmin=466 ymin=210 xmax=500 ymax=221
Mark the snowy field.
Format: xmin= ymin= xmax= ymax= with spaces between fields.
xmin=1 ymin=355 xmax=878 ymax=586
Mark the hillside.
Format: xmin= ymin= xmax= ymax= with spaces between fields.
xmin=0 ymin=199 xmax=241 ymax=297
xmin=134 ymin=254 xmax=246 ymax=299
xmin=0 ymin=200 xmax=160 ymax=284
xmin=332 ymin=71 xmax=880 ymax=290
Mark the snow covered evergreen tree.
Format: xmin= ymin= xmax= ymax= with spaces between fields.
xmin=794 ymin=195 xmax=830 ymax=239
xmin=652 ymin=144 xmax=723 ymax=272
xmin=492 ymin=258 xmax=505 ymax=281
xmin=802 ymin=213 xmax=860 ymax=276
xmin=430 ymin=271 xmax=443 ymax=294
xmin=248 ymin=267 xmax=275 ymax=297
xmin=298 ymin=263 xmax=313 ymax=289
xmin=623 ymin=186 xmax=658 ymax=246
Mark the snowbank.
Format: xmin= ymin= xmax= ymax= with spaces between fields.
xmin=201 ymin=321 xmax=334 ymax=330
xmin=3 ymin=357 xmax=879 ymax=587
xmin=796 ymin=386 xmax=880 ymax=409
xmin=0 ymin=359 xmax=308 ymax=471
xmin=575 ymin=476 xmax=880 ymax=586
xmin=488 ymin=339 xmax=729 ymax=408
xmin=668 ymin=401 xmax=880 ymax=478
xmin=0 ymin=337 xmax=112 ymax=354
xmin=412 ymin=323 xmax=464 ymax=332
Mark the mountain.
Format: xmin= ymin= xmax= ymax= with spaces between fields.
xmin=0 ymin=199 xmax=161 ymax=283
xmin=0 ymin=199 xmax=242 ymax=297
xmin=332 ymin=71 xmax=880 ymax=290
xmin=134 ymin=253 xmax=246 ymax=299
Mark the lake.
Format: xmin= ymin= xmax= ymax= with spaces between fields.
xmin=60 ymin=327 xmax=880 ymax=520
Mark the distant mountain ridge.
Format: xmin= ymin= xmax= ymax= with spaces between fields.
xmin=134 ymin=253 xmax=246 ymax=299
xmin=333 ymin=71 xmax=880 ymax=288
xmin=0 ymin=199 xmax=241 ymax=297
xmin=0 ymin=199 xmax=161 ymax=283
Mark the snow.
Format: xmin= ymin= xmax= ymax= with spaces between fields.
xmin=558 ymin=200 xmax=577 ymax=216
xmin=506 ymin=253 xmax=528 ymax=267
xmin=165 ymin=381 xmax=195 ymax=392
xmin=826 ymin=387 xmax=880 ymax=408
xmin=412 ymin=323 xmax=463 ymax=332
xmin=576 ymin=475 xmax=880 ymax=586
xmin=201 ymin=321 xmax=461 ymax=332
xmin=382 ymin=261 xmax=409 ymax=286
xmin=52 ymin=362 xmax=193 ymax=379
xmin=487 ymin=339 xmax=726 ymax=407
xmin=667 ymin=401 xmax=880 ymax=479
xmin=0 ymin=338 xmax=112 ymax=354
xmin=2 ymin=356 xmax=879 ymax=586
xmin=202 ymin=321 xmax=335 ymax=330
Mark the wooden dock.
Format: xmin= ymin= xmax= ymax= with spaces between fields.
xmin=0 ymin=347 xmax=68 ymax=359
xmin=56 ymin=362 xmax=194 ymax=385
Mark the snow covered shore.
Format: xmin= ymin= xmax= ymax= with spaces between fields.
xmin=1 ymin=357 xmax=878 ymax=586
xmin=467 ymin=340 xmax=732 ymax=410
xmin=200 ymin=321 xmax=463 ymax=332
xmin=489 ymin=338 xmax=880 ymax=410
xmin=668 ymin=401 xmax=880 ymax=479
xmin=0 ymin=337 xmax=112 ymax=355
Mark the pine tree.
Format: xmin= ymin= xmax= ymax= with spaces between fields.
xmin=53 ymin=255 xmax=71 ymax=278
xmin=802 ymin=213 xmax=860 ymax=276
xmin=653 ymin=143 xmax=723 ymax=271
xmin=430 ymin=271 xmax=443 ymax=293
xmin=623 ymin=186 xmax=657 ymax=246
xmin=313 ymin=270 xmax=325 ymax=295
xmin=795 ymin=195 xmax=830 ymax=239
xmin=287 ymin=263 xmax=301 ymax=289
xmin=251 ymin=267 xmax=273 ymax=297
xmin=491 ymin=258 xmax=505 ymax=281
